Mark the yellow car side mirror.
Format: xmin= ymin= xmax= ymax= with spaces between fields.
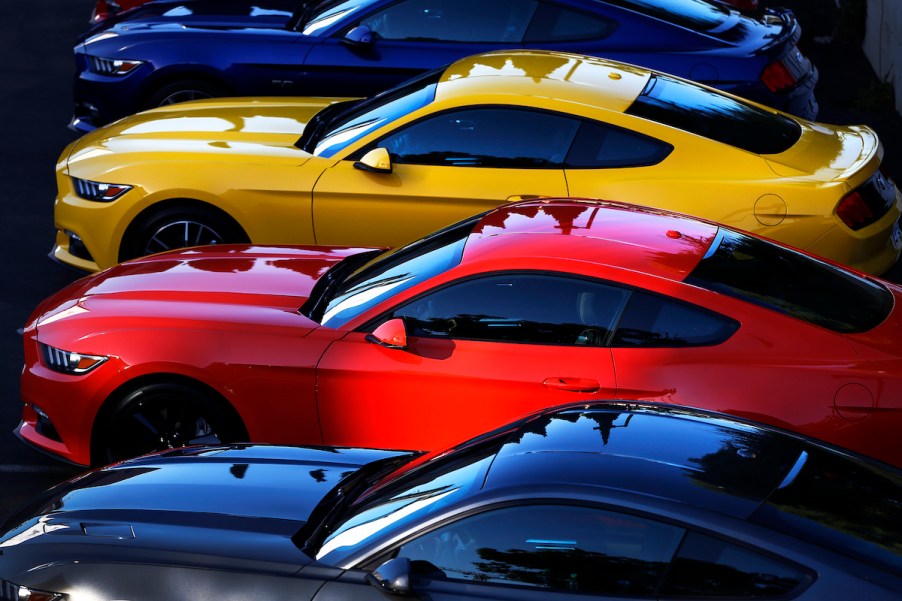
xmin=354 ymin=147 xmax=393 ymax=174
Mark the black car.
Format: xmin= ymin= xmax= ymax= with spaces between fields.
xmin=1 ymin=402 xmax=899 ymax=600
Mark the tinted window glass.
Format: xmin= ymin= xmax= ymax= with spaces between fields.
xmin=525 ymin=2 xmax=617 ymax=41
xmin=361 ymin=0 xmax=537 ymax=42
xmin=320 ymin=218 xmax=476 ymax=327
xmin=612 ymin=290 xmax=738 ymax=347
xmin=663 ymin=532 xmax=811 ymax=597
xmin=627 ymin=75 xmax=802 ymax=155
xmin=752 ymin=448 xmax=902 ymax=575
xmin=685 ymin=229 xmax=893 ymax=333
xmin=565 ymin=120 xmax=673 ymax=168
xmin=313 ymin=70 xmax=440 ymax=157
xmin=371 ymin=108 xmax=580 ymax=168
xmin=386 ymin=273 xmax=630 ymax=345
xmin=605 ymin=0 xmax=729 ymax=31
xmin=398 ymin=504 xmax=684 ymax=594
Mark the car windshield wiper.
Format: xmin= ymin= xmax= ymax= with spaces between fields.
xmin=293 ymin=453 xmax=417 ymax=558
xmin=300 ymin=248 xmax=383 ymax=323
xmin=295 ymin=98 xmax=364 ymax=153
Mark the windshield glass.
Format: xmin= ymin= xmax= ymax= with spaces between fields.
xmin=314 ymin=436 xmax=504 ymax=564
xmin=318 ymin=217 xmax=476 ymax=328
xmin=605 ymin=0 xmax=729 ymax=31
xmin=299 ymin=0 xmax=369 ymax=35
xmin=312 ymin=69 xmax=441 ymax=157
xmin=627 ymin=74 xmax=802 ymax=155
xmin=685 ymin=229 xmax=893 ymax=333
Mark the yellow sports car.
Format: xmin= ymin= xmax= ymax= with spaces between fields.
xmin=54 ymin=49 xmax=902 ymax=274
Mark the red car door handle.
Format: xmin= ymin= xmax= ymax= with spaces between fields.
xmin=543 ymin=377 xmax=601 ymax=393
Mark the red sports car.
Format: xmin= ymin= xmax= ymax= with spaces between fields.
xmin=19 ymin=199 xmax=902 ymax=467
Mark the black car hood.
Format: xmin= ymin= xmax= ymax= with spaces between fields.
xmin=0 ymin=445 xmax=413 ymax=574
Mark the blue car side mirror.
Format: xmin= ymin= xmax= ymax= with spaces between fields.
xmin=343 ymin=25 xmax=375 ymax=48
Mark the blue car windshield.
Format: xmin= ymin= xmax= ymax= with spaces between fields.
xmin=313 ymin=69 xmax=440 ymax=158
xmin=299 ymin=0 xmax=369 ymax=35
xmin=319 ymin=216 xmax=476 ymax=328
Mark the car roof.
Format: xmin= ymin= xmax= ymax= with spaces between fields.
xmin=435 ymin=50 xmax=652 ymax=114
xmin=460 ymin=199 xmax=719 ymax=281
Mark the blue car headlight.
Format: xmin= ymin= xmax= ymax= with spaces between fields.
xmin=1 ymin=580 xmax=64 ymax=601
xmin=88 ymin=56 xmax=143 ymax=76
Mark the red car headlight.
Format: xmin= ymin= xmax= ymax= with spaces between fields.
xmin=39 ymin=343 xmax=108 ymax=375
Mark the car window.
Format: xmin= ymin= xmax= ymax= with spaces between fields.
xmin=626 ymin=74 xmax=802 ymax=155
xmin=396 ymin=504 xmax=684 ymax=595
xmin=662 ymin=531 xmax=812 ymax=597
xmin=605 ymin=0 xmax=730 ymax=32
xmin=384 ymin=273 xmax=630 ymax=345
xmin=751 ymin=447 xmax=902 ymax=575
xmin=312 ymin=69 xmax=440 ymax=158
xmin=685 ymin=229 xmax=893 ymax=333
xmin=565 ymin=119 xmax=673 ymax=168
xmin=367 ymin=107 xmax=581 ymax=168
xmin=319 ymin=217 xmax=476 ymax=328
xmin=612 ymin=290 xmax=738 ymax=347
xmin=360 ymin=0 xmax=537 ymax=42
xmin=301 ymin=0 xmax=370 ymax=35
xmin=524 ymin=2 xmax=618 ymax=42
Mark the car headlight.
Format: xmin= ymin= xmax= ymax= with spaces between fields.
xmin=88 ymin=55 xmax=143 ymax=76
xmin=39 ymin=343 xmax=108 ymax=375
xmin=1 ymin=580 xmax=65 ymax=601
xmin=71 ymin=177 xmax=132 ymax=202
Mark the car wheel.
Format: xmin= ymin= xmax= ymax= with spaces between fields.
xmin=120 ymin=204 xmax=248 ymax=261
xmin=148 ymin=79 xmax=225 ymax=107
xmin=94 ymin=381 xmax=248 ymax=465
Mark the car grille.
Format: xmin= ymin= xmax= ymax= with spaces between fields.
xmin=1 ymin=579 xmax=18 ymax=601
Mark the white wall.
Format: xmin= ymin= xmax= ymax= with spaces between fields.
xmin=863 ymin=0 xmax=902 ymax=115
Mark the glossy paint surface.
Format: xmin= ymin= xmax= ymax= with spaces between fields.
xmin=22 ymin=200 xmax=902 ymax=467
xmin=73 ymin=0 xmax=816 ymax=128
xmin=2 ymin=404 xmax=900 ymax=601
xmin=55 ymin=50 xmax=900 ymax=275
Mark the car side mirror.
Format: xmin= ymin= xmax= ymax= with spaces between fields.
xmin=366 ymin=318 xmax=408 ymax=349
xmin=354 ymin=147 xmax=392 ymax=174
xmin=365 ymin=557 xmax=412 ymax=596
xmin=342 ymin=25 xmax=375 ymax=48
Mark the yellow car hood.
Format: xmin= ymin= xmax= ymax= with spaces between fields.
xmin=66 ymin=96 xmax=354 ymax=166
xmin=766 ymin=122 xmax=881 ymax=183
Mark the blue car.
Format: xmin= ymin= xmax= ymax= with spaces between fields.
xmin=71 ymin=0 xmax=819 ymax=131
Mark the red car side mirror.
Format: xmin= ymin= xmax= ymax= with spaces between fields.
xmin=366 ymin=318 xmax=408 ymax=350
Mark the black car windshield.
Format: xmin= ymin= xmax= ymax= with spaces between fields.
xmin=296 ymin=0 xmax=369 ymax=35
xmin=312 ymin=433 xmax=507 ymax=564
xmin=310 ymin=69 xmax=441 ymax=157
xmin=685 ymin=229 xmax=893 ymax=333
xmin=626 ymin=74 xmax=802 ymax=155
xmin=605 ymin=0 xmax=730 ymax=31
xmin=311 ymin=216 xmax=477 ymax=328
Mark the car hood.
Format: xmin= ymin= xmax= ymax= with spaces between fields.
xmin=65 ymin=96 xmax=351 ymax=169
xmin=82 ymin=0 xmax=299 ymax=39
xmin=0 ymin=445 xmax=413 ymax=575
xmin=31 ymin=245 xmax=374 ymax=334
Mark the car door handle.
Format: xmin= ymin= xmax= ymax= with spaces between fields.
xmin=543 ymin=377 xmax=600 ymax=393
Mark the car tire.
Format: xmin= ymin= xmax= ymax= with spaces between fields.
xmin=119 ymin=203 xmax=249 ymax=261
xmin=93 ymin=381 xmax=248 ymax=466
xmin=148 ymin=79 xmax=225 ymax=107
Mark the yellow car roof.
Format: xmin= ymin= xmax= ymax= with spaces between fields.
xmin=436 ymin=50 xmax=652 ymax=113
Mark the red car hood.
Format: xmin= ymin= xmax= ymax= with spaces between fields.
xmin=33 ymin=245 xmax=374 ymax=332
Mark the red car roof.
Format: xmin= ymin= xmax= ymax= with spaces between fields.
xmin=463 ymin=199 xmax=720 ymax=281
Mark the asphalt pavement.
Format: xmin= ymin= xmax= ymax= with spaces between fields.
xmin=1 ymin=1 xmax=901 ymax=524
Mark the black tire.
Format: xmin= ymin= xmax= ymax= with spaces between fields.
xmin=148 ymin=79 xmax=225 ymax=107
xmin=119 ymin=203 xmax=248 ymax=261
xmin=93 ymin=381 xmax=248 ymax=466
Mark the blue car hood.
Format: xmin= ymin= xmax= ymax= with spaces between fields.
xmin=0 ymin=445 xmax=413 ymax=573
